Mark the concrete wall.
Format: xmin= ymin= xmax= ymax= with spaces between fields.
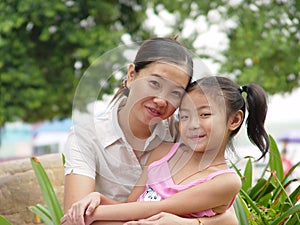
xmin=0 ymin=154 xmax=64 ymax=225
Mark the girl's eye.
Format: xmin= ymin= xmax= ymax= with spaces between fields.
xmin=200 ymin=113 xmax=211 ymax=117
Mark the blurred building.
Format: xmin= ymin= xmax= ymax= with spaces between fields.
xmin=0 ymin=119 xmax=71 ymax=161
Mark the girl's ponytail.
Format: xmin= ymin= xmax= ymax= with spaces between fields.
xmin=183 ymin=76 xmax=269 ymax=160
xmin=243 ymin=84 xmax=270 ymax=159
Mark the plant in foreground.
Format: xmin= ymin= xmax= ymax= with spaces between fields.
xmin=233 ymin=135 xmax=300 ymax=225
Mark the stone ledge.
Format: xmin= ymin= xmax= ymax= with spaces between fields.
xmin=0 ymin=153 xmax=64 ymax=225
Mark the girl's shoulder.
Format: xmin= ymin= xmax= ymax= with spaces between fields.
xmin=146 ymin=142 xmax=176 ymax=166
xmin=211 ymin=170 xmax=242 ymax=193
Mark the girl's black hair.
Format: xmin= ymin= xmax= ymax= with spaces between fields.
xmin=187 ymin=76 xmax=269 ymax=159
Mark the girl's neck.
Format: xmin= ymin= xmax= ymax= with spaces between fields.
xmin=170 ymin=145 xmax=228 ymax=185
xmin=172 ymin=145 xmax=226 ymax=172
xmin=191 ymin=151 xmax=226 ymax=170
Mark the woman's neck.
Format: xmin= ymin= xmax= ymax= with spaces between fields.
xmin=118 ymin=106 xmax=151 ymax=149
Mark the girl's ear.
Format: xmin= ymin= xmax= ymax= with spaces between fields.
xmin=229 ymin=110 xmax=244 ymax=131
xmin=126 ymin=63 xmax=136 ymax=88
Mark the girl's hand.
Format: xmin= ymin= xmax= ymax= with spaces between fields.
xmin=123 ymin=212 xmax=196 ymax=225
xmin=60 ymin=192 xmax=101 ymax=225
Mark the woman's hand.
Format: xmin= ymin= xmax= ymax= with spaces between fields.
xmin=123 ymin=212 xmax=196 ymax=225
xmin=60 ymin=192 xmax=101 ymax=225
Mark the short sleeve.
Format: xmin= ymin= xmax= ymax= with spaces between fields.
xmin=64 ymin=125 xmax=98 ymax=180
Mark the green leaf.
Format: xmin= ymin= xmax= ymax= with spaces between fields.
xmin=282 ymin=161 xmax=300 ymax=184
xmin=30 ymin=157 xmax=63 ymax=225
xmin=233 ymin=194 xmax=250 ymax=225
xmin=62 ymin=153 xmax=66 ymax=165
xmin=269 ymin=203 xmax=300 ymax=225
xmin=272 ymin=166 xmax=300 ymax=207
xmin=248 ymin=178 xmax=267 ymax=200
xmin=239 ymin=188 xmax=269 ymax=225
xmin=283 ymin=185 xmax=300 ymax=209
xmin=30 ymin=204 xmax=52 ymax=225
xmin=285 ymin=212 xmax=300 ymax=225
xmin=256 ymin=176 xmax=276 ymax=203
xmin=268 ymin=135 xmax=284 ymax=181
xmin=242 ymin=158 xmax=253 ymax=192
xmin=0 ymin=216 xmax=13 ymax=225
xmin=230 ymin=161 xmax=243 ymax=177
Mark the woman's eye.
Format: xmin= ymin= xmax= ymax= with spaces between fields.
xmin=180 ymin=115 xmax=188 ymax=120
xmin=172 ymin=90 xmax=183 ymax=97
xmin=149 ymin=80 xmax=160 ymax=87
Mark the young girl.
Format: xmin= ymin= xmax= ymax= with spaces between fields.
xmin=62 ymin=76 xmax=269 ymax=225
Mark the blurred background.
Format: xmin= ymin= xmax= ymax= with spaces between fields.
xmin=1 ymin=0 xmax=299 ymax=175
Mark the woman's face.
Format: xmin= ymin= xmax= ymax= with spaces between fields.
xmin=126 ymin=62 xmax=190 ymax=127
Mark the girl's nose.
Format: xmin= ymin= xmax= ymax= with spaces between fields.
xmin=189 ymin=118 xmax=200 ymax=129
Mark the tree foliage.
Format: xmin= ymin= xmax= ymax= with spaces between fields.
xmin=0 ymin=0 xmax=149 ymax=125
xmin=149 ymin=0 xmax=299 ymax=94
xmin=1 ymin=0 xmax=299 ymax=125
xmin=221 ymin=0 xmax=300 ymax=95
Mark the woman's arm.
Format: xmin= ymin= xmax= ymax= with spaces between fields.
xmin=62 ymin=174 xmax=96 ymax=225
xmin=89 ymin=173 xmax=241 ymax=222
xmin=64 ymin=173 xmax=96 ymax=212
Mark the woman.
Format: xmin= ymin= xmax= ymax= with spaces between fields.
xmin=63 ymin=37 xmax=237 ymax=225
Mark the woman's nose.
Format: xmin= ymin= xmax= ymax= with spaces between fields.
xmin=153 ymin=96 xmax=168 ymax=107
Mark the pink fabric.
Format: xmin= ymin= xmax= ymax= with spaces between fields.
xmin=138 ymin=143 xmax=236 ymax=218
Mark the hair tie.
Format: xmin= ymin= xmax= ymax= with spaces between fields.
xmin=239 ymin=85 xmax=248 ymax=93
xmin=122 ymin=77 xmax=128 ymax=88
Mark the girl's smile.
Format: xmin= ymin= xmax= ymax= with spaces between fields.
xmin=179 ymin=89 xmax=229 ymax=153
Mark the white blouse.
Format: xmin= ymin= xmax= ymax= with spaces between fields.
xmin=64 ymin=96 xmax=178 ymax=202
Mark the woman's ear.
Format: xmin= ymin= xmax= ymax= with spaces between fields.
xmin=126 ymin=63 xmax=136 ymax=88
xmin=229 ymin=110 xmax=244 ymax=131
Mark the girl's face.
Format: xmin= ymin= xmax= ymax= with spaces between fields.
xmin=126 ymin=62 xmax=190 ymax=127
xmin=179 ymin=90 xmax=230 ymax=153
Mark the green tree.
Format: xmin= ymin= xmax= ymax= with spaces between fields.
xmin=1 ymin=0 xmax=299 ymax=125
xmin=0 ymin=0 xmax=149 ymax=125
xmin=220 ymin=0 xmax=300 ymax=95
xmin=149 ymin=0 xmax=299 ymax=94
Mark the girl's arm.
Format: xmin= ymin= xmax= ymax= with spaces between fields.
xmin=89 ymin=172 xmax=241 ymax=222
xmin=123 ymin=208 xmax=238 ymax=225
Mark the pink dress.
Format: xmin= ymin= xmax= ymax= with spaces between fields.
xmin=137 ymin=143 xmax=236 ymax=217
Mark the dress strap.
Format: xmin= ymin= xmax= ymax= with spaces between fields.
xmin=206 ymin=168 xmax=236 ymax=180
xmin=163 ymin=142 xmax=181 ymax=161
xmin=149 ymin=142 xmax=181 ymax=167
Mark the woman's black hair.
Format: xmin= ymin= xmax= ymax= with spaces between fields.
xmin=111 ymin=37 xmax=194 ymax=103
